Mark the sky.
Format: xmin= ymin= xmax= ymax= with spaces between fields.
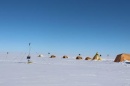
xmin=0 ymin=0 xmax=130 ymax=58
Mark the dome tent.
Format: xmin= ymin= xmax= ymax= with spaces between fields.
xmin=50 ymin=55 xmax=56 ymax=58
xmin=85 ymin=57 xmax=91 ymax=60
xmin=63 ymin=55 xmax=68 ymax=58
xmin=76 ymin=56 xmax=82 ymax=60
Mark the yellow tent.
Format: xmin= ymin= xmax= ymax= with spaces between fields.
xmin=85 ymin=57 xmax=91 ymax=60
xmin=114 ymin=53 xmax=130 ymax=62
xmin=92 ymin=52 xmax=102 ymax=61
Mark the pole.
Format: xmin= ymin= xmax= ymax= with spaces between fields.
xmin=5 ymin=52 xmax=9 ymax=62
xmin=29 ymin=43 xmax=31 ymax=56
xmin=27 ymin=43 xmax=31 ymax=63
xmin=48 ymin=52 xmax=50 ymax=57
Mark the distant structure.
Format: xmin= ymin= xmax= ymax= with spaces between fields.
xmin=50 ymin=55 xmax=56 ymax=58
xmin=38 ymin=54 xmax=43 ymax=57
xmin=76 ymin=54 xmax=82 ymax=60
xmin=85 ymin=57 xmax=91 ymax=60
xmin=92 ymin=52 xmax=102 ymax=61
xmin=27 ymin=55 xmax=31 ymax=62
xmin=63 ymin=55 xmax=68 ymax=58
xmin=27 ymin=43 xmax=32 ymax=63
xmin=114 ymin=53 xmax=130 ymax=62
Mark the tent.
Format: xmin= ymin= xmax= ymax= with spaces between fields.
xmin=114 ymin=53 xmax=130 ymax=62
xmin=76 ymin=56 xmax=82 ymax=60
xmin=63 ymin=55 xmax=68 ymax=58
xmin=92 ymin=52 xmax=102 ymax=61
xmin=50 ymin=55 xmax=56 ymax=58
xmin=85 ymin=57 xmax=91 ymax=60
xmin=38 ymin=54 xmax=43 ymax=57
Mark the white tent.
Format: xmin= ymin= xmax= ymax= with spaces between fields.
xmin=38 ymin=54 xmax=43 ymax=57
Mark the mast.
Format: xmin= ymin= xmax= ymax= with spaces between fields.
xmin=27 ymin=43 xmax=31 ymax=63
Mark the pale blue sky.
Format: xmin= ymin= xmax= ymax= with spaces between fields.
xmin=0 ymin=0 xmax=130 ymax=58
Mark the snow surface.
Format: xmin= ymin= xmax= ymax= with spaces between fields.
xmin=0 ymin=55 xmax=130 ymax=86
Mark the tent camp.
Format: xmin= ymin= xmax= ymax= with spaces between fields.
xmin=114 ymin=53 xmax=130 ymax=62
xmin=92 ymin=52 xmax=102 ymax=61
xmin=85 ymin=57 xmax=91 ymax=60
xmin=63 ymin=55 xmax=68 ymax=58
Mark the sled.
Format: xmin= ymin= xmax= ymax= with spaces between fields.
xmin=27 ymin=61 xmax=33 ymax=64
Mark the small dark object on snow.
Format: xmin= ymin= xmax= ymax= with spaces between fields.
xmin=27 ymin=55 xmax=31 ymax=59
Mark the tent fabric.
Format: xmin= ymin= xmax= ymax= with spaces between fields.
xmin=50 ymin=55 xmax=56 ymax=58
xmin=85 ymin=57 xmax=91 ymax=60
xmin=63 ymin=55 xmax=68 ymax=58
xmin=92 ymin=53 xmax=102 ymax=61
xmin=76 ymin=56 xmax=82 ymax=60
xmin=114 ymin=54 xmax=130 ymax=62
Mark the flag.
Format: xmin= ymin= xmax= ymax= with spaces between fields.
xmin=29 ymin=43 xmax=31 ymax=46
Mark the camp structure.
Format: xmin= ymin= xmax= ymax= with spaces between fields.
xmin=114 ymin=53 xmax=130 ymax=62
xmin=76 ymin=56 xmax=82 ymax=60
xmin=92 ymin=52 xmax=102 ymax=61
xmin=27 ymin=55 xmax=32 ymax=63
xmin=26 ymin=43 xmax=32 ymax=63
xmin=38 ymin=54 xmax=43 ymax=57
xmin=63 ymin=55 xmax=68 ymax=58
xmin=85 ymin=57 xmax=91 ymax=60
xmin=50 ymin=55 xmax=56 ymax=58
